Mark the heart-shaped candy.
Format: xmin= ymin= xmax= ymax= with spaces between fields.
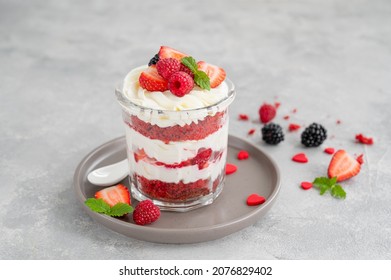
xmin=292 ymin=153 xmax=308 ymax=163
xmin=225 ymin=163 xmax=237 ymax=175
xmin=246 ymin=194 xmax=266 ymax=206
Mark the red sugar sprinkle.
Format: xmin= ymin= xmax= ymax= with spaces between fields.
xmin=289 ymin=123 xmax=301 ymax=132
xmin=283 ymin=115 xmax=290 ymax=120
xmin=356 ymin=134 xmax=374 ymax=145
xmin=292 ymin=153 xmax=308 ymax=163
xmin=239 ymin=114 xmax=249 ymax=121
xmin=274 ymin=102 xmax=281 ymax=109
xmin=246 ymin=194 xmax=266 ymax=206
xmin=300 ymin=182 xmax=313 ymax=190
xmin=237 ymin=150 xmax=249 ymax=160
xmin=248 ymin=128 xmax=256 ymax=135
xmin=225 ymin=163 xmax=237 ymax=175
xmin=324 ymin=147 xmax=335 ymax=155
xmin=356 ymin=154 xmax=364 ymax=164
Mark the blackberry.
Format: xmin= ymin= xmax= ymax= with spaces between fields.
xmin=148 ymin=53 xmax=160 ymax=66
xmin=262 ymin=123 xmax=284 ymax=145
xmin=301 ymin=123 xmax=327 ymax=147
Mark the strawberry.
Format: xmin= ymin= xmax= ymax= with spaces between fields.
xmin=133 ymin=200 xmax=160 ymax=225
xmin=95 ymin=184 xmax=131 ymax=207
xmin=197 ymin=61 xmax=226 ymax=88
xmin=328 ymin=150 xmax=361 ymax=182
xmin=158 ymin=46 xmax=188 ymax=61
xmin=139 ymin=67 xmax=168 ymax=92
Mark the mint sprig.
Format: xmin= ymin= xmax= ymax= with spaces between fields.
xmin=84 ymin=198 xmax=133 ymax=217
xmin=181 ymin=56 xmax=210 ymax=90
xmin=312 ymin=177 xmax=346 ymax=199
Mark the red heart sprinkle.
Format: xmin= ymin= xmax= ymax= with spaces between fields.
xmin=225 ymin=163 xmax=237 ymax=175
xmin=246 ymin=194 xmax=266 ymax=206
xmin=292 ymin=153 xmax=308 ymax=163
xmin=300 ymin=181 xmax=313 ymax=190
xmin=288 ymin=123 xmax=301 ymax=132
xmin=237 ymin=150 xmax=249 ymax=160
xmin=324 ymin=147 xmax=335 ymax=154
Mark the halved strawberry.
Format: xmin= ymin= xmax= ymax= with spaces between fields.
xmin=197 ymin=61 xmax=226 ymax=88
xmin=134 ymin=149 xmax=147 ymax=162
xmin=328 ymin=150 xmax=361 ymax=182
xmin=95 ymin=184 xmax=131 ymax=207
xmin=158 ymin=46 xmax=188 ymax=61
xmin=139 ymin=67 xmax=168 ymax=92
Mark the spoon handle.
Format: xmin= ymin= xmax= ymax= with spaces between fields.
xmin=87 ymin=159 xmax=129 ymax=186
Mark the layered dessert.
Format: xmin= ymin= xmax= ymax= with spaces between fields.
xmin=116 ymin=46 xmax=235 ymax=210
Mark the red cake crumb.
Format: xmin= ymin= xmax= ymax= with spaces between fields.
xmin=127 ymin=111 xmax=226 ymax=142
xmin=283 ymin=115 xmax=290 ymax=120
xmin=355 ymin=134 xmax=374 ymax=145
xmin=288 ymin=123 xmax=301 ymax=132
xmin=356 ymin=154 xmax=364 ymax=164
xmin=336 ymin=120 xmax=342 ymax=124
xmin=292 ymin=108 xmax=297 ymax=113
xmin=248 ymin=128 xmax=256 ymax=135
xmin=136 ymin=175 xmax=222 ymax=201
xmin=274 ymin=102 xmax=281 ymax=109
xmin=238 ymin=114 xmax=249 ymax=121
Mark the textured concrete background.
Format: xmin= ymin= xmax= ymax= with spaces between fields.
xmin=1 ymin=0 xmax=390 ymax=259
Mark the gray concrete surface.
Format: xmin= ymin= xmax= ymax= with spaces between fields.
xmin=1 ymin=0 xmax=390 ymax=259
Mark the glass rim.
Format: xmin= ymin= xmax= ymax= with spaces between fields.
xmin=115 ymin=78 xmax=236 ymax=114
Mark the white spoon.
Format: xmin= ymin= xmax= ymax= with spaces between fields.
xmin=87 ymin=159 xmax=129 ymax=187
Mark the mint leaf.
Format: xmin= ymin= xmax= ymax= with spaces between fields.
xmin=85 ymin=198 xmax=110 ymax=214
xmin=181 ymin=56 xmax=211 ymax=90
xmin=108 ymin=203 xmax=133 ymax=217
xmin=181 ymin=57 xmax=198 ymax=73
xmin=331 ymin=184 xmax=346 ymax=199
xmin=194 ymin=71 xmax=211 ymax=90
xmin=312 ymin=176 xmax=346 ymax=199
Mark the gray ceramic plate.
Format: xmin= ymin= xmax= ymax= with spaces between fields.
xmin=73 ymin=135 xmax=280 ymax=244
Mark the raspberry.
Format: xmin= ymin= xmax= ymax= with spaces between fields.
xmin=156 ymin=58 xmax=181 ymax=80
xmin=133 ymin=200 xmax=161 ymax=226
xmin=179 ymin=64 xmax=194 ymax=78
xmin=168 ymin=71 xmax=194 ymax=97
xmin=259 ymin=103 xmax=277 ymax=123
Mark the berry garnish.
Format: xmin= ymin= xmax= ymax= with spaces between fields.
xmin=179 ymin=64 xmax=194 ymax=78
xmin=301 ymin=123 xmax=327 ymax=147
xmin=239 ymin=114 xmax=249 ymax=121
xmin=248 ymin=128 xmax=256 ymax=135
xmin=328 ymin=150 xmax=361 ymax=182
xmin=324 ymin=147 xmax=335 ymax=154
xmin=148 ymin=53 xmax=159 ymax=66
xmin=259 ymin=103 xmax=277 ymax=124
xmin=300 ymin=182 xmax=313 ymax=190
xmin=156 ymin=58 xmax=181 ymax=80
xmin=197 ymin=61 xmax=226 ymax=88
xmin=292 ymin=153 xmax=308 ymax=163
xmin=181 ymin=57 xmax=211 ymax=90
xmin=94 ymin=184 xmax=131 ymax=207
xmin=168 ymin=71 xmax=194 ymax=97
xmin=226 ymin=163 xmax=237 ymax=175
xmin=246 ymin=194 xmax=266 ymax=206
xmin=158 ymin=46 xmax=188 ymax=61
xmin=139 ymin=67 xmax=168 ymax=92
xmin=355 ymin=133 xmax=374 ymax=145
xmin=261 ymin=123 xmax=284 ymax=145
xmin=237 ymin=150 xmax=249 ymax=160
xmin=312 ymin=177 xmax=346 ymax=199
xmin=288 ymin=123 xmax=301 ymax=132
xmin=84 ymin=184 xmax=133 ymax=217
xmin=133 ymin=200 xmax=161 ymax=226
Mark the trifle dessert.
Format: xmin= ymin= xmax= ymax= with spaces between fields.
xmin=116 ymin=46 xmax=235 ymax=211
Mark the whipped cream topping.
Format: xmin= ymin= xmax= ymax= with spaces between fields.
xmin=122 ymin=65 xmax=229 ymax=111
